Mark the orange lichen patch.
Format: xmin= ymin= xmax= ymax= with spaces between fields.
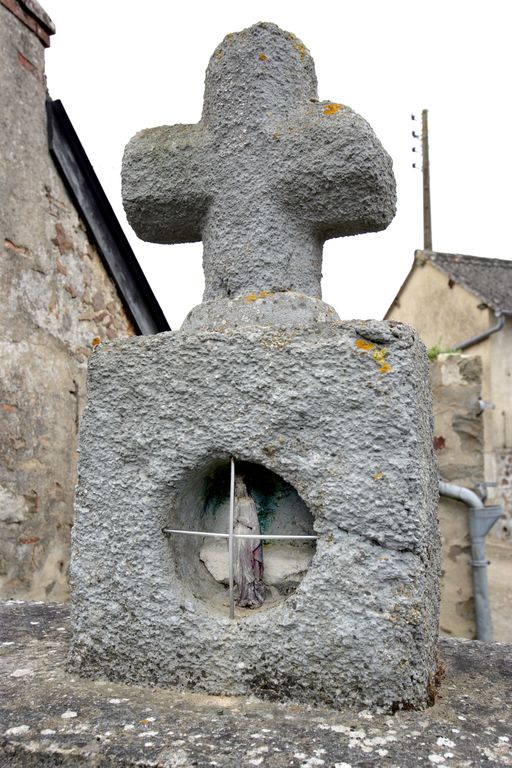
xmin=372 ymin=348 xmax=393 ymax=374
xmin=259 ymin=52 xmax=267 ymax=61
xmin=91 ymin=336 xmax=101 ymax=347
xmin=2 ymin=403 xmax=17 ymax=413
xmin=19 ymin=536 xmax=40 ymax=545
xmin=357 ymin=339 xmax=392 ymax=373
xmin=243 ymin=290 xmax=271 ymax=304
xmin=287 ymin=33 xmax=306 ymax=60
xmin=294 ymin=43 xmax=306 ymax=60
xmin=372 ymin=472 xmax=384 ymax=481
xmin=323 ymin=102 xmax=343 ymax=116
xmin=355 ymin=339 xmax=375 ymax=351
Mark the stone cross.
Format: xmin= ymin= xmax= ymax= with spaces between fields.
xmin=122 ymin=22 xmax=396 ymax=302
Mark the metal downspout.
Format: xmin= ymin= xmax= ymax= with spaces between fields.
xmin=451 ymin=312 xmax=505 ymax=352
xmin=438 ymin=480 xmax=503 ymax=641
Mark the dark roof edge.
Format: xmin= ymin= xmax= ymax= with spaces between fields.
xmin=428 ymin=249 xmax=512 ymax=270
xmin=46 ymin=99 xmax=171 ymax=335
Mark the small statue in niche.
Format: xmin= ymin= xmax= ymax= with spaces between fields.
xmin=234 ymin=475 xmax=265 ymax=607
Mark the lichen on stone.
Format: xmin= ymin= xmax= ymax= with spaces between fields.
xmin=322 ymin=102 xmax=343 ymax=116
xmin=355 ymin=339 xmax=392 ymax=374
xmin=243 ymin=290 xmax=271 ymax=304
xmin=355 ymin=339 xmax=375 ymax=352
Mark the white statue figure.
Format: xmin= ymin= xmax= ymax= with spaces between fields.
xmin=234 ymin=476 xmax=265 ymax=608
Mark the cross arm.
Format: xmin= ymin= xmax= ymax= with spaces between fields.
xmin=274 ymin=104 xmax=396 ymax=240
xmin=122 ymin=123 xmax=210 ymax=244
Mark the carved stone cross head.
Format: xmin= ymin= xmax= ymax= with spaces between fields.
xmin=122 ymin=22 xmax=396 ymax=302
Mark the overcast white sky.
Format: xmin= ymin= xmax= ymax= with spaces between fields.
xmin=42 ymin=0 xmax=511 ymax=330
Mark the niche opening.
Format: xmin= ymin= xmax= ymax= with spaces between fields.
xmin=167 ymin=458 xmax=316 ymax=617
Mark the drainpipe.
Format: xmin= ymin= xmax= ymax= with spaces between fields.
xmin=451 ymin=311 xmax=505 ymax=352
xmin=438 ymin=480 xmax=503 ymax=641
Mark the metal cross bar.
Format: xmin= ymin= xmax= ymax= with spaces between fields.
xmin=228 ymin=457 xmax=235 ymax=619
xmin=162 ymin=529 xmax=317 ymax=541
xmin=162 ymin=457 xmax=317 ymax=619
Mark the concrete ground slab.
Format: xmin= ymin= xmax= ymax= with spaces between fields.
xmin=1 ymin=601 xmax=511 ymax=767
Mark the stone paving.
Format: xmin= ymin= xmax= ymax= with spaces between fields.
xmin=1 ymin=601 xmax=511 ymax=767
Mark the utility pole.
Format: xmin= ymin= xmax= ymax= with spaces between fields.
xmin=421 ymin=109 xmax=433 ymax=251
xmin=412 ymin=109 xmax=433 ymax=251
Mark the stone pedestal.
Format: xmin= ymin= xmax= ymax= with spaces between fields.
xmin=70 ymin=317 xmax=440 ymax=710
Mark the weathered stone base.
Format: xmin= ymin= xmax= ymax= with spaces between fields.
xmin=1 ymin=602 xmax=511 ymax=767
xmin=70 ymin=320 xmax=440 ymax=710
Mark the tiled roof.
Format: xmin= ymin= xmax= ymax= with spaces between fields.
xmin=427 ymin=251 xmax=512 ymax=313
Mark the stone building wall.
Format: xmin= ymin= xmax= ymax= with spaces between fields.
xmin=431 ymin=353 xmax=511 ymax=642
xmin=0 ymin=1 xmax=136 ymax=601
xmin=431 ymin=354 xmax=483 ymax=639
xmin=496 ymin=452 xmax=512 ymax=534
xmin=387 ymin=259 xmax=492 ymax=352
xmin=487 ymin=317 xmax=512 ymax=542
xmin=388 ymin=258 xmax=512 ymax=640
xmin=387 ymin=257 xmax=512 ymax=546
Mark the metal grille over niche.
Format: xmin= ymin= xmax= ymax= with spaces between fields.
xmin=162 ymin=457 xmax=318 ymax=619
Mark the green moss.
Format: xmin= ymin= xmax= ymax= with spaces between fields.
xmin=427 ymin=344 xmax=460 ymax=360
xmin=201 ymin=461 xmax=296 ymax=533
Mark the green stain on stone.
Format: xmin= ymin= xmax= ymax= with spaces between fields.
xmin=201 ymin=460 xmax=296 ymax=533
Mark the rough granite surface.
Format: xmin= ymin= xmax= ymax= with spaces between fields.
xmin=69 ymin=319 xmax=440 ymax=710
xmin=1 ymin=601 xmax=511 ymax=767
xmin=181 ymin=292 xmax=340 ymax=331
xmin=122 ymin=22 xmax=396 ymax=301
